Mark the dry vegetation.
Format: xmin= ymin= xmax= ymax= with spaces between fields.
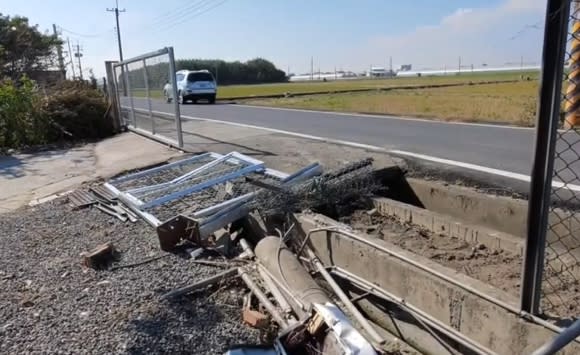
xmin=247 ymin=81 xmax=539 ymax=126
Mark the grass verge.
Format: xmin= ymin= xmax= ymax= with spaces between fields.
xmin=244 ymin=81 xmax=539 ymax=126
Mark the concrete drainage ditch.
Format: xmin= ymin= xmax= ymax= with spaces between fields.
xmin=71 ymin=153 xmax=580 ymax=354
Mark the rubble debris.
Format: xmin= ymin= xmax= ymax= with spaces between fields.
xmin=161 ymin=267 xmax=238 ymax=299
xmin=68 ymin=190 xmax=97 ymax=209
xmin=242 ymin=309 xmax=269 ymax=329
xmin=81 ymin=242 xmax=115 ymax=269
xmin=90 ymin=185 xmax=117 ymax=202
xmin=239 ymin=267 xmax=291 ymax=328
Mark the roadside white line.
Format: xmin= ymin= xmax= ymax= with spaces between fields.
xmin=124 ymin=105 xmax=579 ymax=192
xmin=390 ymin=150 xmax=580 ymax=192
xmin=144 ymin=108 xmax=388 ymax=152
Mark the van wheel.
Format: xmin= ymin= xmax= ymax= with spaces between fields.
xmin=209 ymin=95 xmax=216 ymax=104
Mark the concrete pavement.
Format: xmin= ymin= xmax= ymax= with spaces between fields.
xmin=0 ymin=133 xmax=181 ymax=213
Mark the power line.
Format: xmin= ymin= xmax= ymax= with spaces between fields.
xmin=151 ymin=0 xmax=229 ymax=35
xmin=134 ymin=0 xmax=211 ymax=31
xmin=58 ymin=26 xmax=114 ymax=38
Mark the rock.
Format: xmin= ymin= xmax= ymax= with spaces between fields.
xmin=242 ymin=309 xmax=269 ymax=329
xmin=81 ymin=242 xmax=115 ymax=269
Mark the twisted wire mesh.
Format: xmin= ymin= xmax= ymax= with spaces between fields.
xmin=249 ymin=159 xmax=380 ymax=217
xmin=543 ymin=0 xmax=580 ymax=316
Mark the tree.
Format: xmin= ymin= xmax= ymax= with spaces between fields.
xmin=0 ymin=13 xmax=62 ymax=79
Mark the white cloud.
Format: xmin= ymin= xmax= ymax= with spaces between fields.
xmin=346 ymin=0 xmax=546 ymax=71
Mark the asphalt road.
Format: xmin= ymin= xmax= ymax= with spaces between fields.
xmin=123 ymin=97 xmax=580 ymax=184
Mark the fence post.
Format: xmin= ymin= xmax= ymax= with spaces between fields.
xmin=167 ymin=46 xmax=183 ymax=148
xmin=105 ymin=61 xmax=121 ymax=133
xmin=521 ymin=0 xmax=570 ymax=315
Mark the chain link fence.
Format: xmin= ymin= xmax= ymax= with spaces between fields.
xmin=112 ymin=47 xmax=183 ymax=147
xmin=522 ymin=0 xmax=580 ymax=319
xmin=542 ymin=0 xmax=580 ymax=317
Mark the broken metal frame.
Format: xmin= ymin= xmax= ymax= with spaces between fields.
xmin=104 ymin=152 xmax=288 ymax=229
xmin=155 ymin=162 xmax=323 ymax=250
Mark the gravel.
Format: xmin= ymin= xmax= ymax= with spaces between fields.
xmin=0 ymin=197 xmax=261 ymax=354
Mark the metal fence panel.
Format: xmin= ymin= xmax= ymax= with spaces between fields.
xmin=112 ymin=47 xmax=183 ymax=147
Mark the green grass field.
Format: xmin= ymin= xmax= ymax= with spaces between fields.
xmin=132 ymin=70 xmax=539 ymax=100
xmin=247 ymin=80 xmax=539 ymax=126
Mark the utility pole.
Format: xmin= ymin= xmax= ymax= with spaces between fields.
xmin=67 ymin=38 xmax=76 ymax=79
xmin=458 ymin=56 xmax=462 ymax=74
xmin=521 ymin=55 xmax=524 ymax=69
xmin=107 ymin=0 xmax=126 ymax=63
xmin=52 ymin=24 xmax=66 ymax=75
xmin=389 ymin=56 xmax=392 ymax=76
xmin=310 ymin=56 xmax=314 ymax=81
xmin=75 ymin=42 xmax=84 ymax=80
xmin=107 ymin=0 xmax=127 ymax=95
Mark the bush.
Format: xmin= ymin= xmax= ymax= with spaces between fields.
xmin=0 ymin=78 xmax=112 ymax=152
xmin=0 ymin=76 xmax=47 ymax=149
xmin=43 ymin=81 xmax=111 ymax=141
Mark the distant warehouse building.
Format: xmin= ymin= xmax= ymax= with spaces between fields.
xmin=367 ymin=66 xmax=394 ymax=77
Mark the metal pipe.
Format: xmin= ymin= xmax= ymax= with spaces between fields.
xmin=239 ymin=238 xmax=255 ymax=258
xmin=124 ymin=63 xmax=137 ymax=128
xmin=238 ymin=268 xmax=289 ymax=328
xmin=331 ymin=267 xmax=496 ymax=355
xmin=167 ymin=47 xmax=183 ymax=148
xmin=141 ymin=58 xmax=155 ymax=135
xmin=521 ymin=0 xmax=570 ymax=315
xmin=532 ymin=319 xmax=580 ymax=355
xmin=304 ymin=247 xmax=386 ymax=345
xmin=300 ymin=224 xmax=566 ymax=335
xmin=113 ymin=47 xmax=170 ymax=66
xmin=162 ymin=267 xmax=238 ymax=299
xmin=256 ymin=263 xmax=308 ymax=318
xmin=258 ymin=266 xmax=294 ymax=316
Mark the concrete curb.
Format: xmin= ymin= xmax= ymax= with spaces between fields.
xmin=372 ymin=197 xmax=524 ymax=256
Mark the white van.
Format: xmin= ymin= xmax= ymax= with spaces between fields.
xmin=163 ymin=69 xmax=217 ymax=104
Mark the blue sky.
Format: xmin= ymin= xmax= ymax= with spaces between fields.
xmin=3 ymin=0 xmax=546 ymax=78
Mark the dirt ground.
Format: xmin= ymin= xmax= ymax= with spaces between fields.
xmin=342 ymin=210 xmax=522 ymax=295
xmin=341 ymin=209 xmax=580 ymax=318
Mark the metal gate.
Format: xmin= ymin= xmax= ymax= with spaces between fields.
xmin=112 ymin=47 xmax=183 ymax=148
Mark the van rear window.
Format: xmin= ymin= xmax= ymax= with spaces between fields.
xmin=187 ymin=73 xmax=213 ymax=82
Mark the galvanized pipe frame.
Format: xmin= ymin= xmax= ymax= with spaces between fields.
xmin=103 ymin=152 xmax=295 ymax=233
xmin=112 ymin=46 xmax=183 ymax=148
xmin=126 ymin=152 xmax=238 ymax=195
